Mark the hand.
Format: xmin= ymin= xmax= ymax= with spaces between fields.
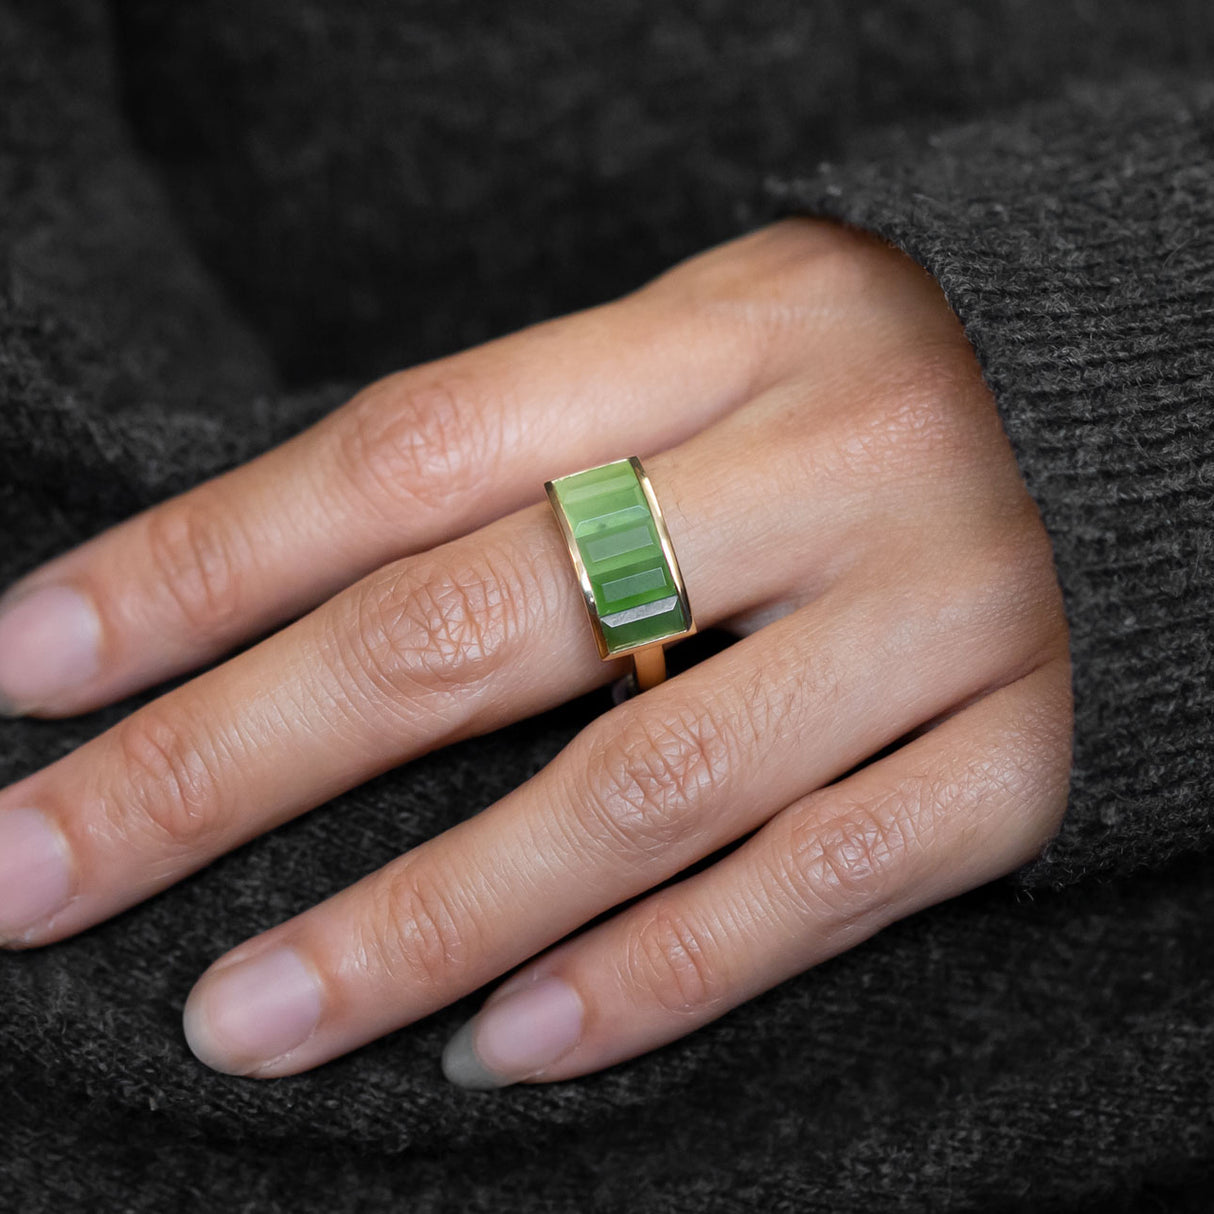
xmin=0 ymin=218 xmax=1072 ymax=1087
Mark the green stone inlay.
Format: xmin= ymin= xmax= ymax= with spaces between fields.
xmin=549 ymin=458 xmax=690 ymax=654
xmin=601 ymin=565 xmax=668 ymax=601
xmin=600 ymin=595 xmax=687 ymax=651
xmin=582 ymin=519 xmax=652 ymax=564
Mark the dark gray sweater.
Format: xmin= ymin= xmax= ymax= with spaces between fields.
xmin=1 ymin=1 xmax=1211 ymax=1209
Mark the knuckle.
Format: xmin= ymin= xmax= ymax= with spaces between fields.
xmin=105 ymin=705 xmax=230 ymax=853
xmin=331 ymin=371 xmax=499 ymax=519
xmin=342 ymin=547 xmax=528 ymax=702
xmin=930 ymin=525 xmax=1067 ymax=664
xmin=837 ymin=355 xmax=978 ymax=483
xmin=1005 ymin=664 xmax=1074 ymax=849
xmin=641 ymin=225 xmax=855 ymax=380
xmin=624 ymin=901 xmax=726 ymax=1015
xmin=975 ymin=531 xmax=1055 ymax=625
xmin=648 ymin=217 xmax=854 ymax=315
xmin=761 ymin=228 xmax=888 ymax=315
xmin=142 ymin=495 xmax=246 ymax=635
xmin=894 ymin=341 xmax=988 ymax=413
xmin=574 ymin=701 xmax=735 ymax=865
xmin=946 ymin=667 xmax=1072 ymax=856
xmin=358 ymin=861 xmax=474 ymax=989
xmin=777 ymin=785 xmax=928 ymax=921
xmin=752 ymin=350 xmax=988 ymax=522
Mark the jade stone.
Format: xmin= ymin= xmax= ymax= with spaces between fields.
xmin=549 ymin=459 xmax=689 ymax=654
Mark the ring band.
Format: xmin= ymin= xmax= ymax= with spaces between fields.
xmin=545 ymin=456 xmax=696 ymax=695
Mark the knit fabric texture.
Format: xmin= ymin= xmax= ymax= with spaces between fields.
xmin=1 ymin=2 xmax=1211 ymax=1210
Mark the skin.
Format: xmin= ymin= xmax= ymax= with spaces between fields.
xmin=0 ymin=217 xmax=1072 ymax=1085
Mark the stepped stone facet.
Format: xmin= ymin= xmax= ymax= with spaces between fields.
xmin=548 ymin=459 xmax=690 ymax=654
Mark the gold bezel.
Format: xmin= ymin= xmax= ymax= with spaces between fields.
xmin=544 ymin=455 xmax=697 ymax=664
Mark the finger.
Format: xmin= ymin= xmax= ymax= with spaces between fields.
xmin=175 ymin=530 xmax=1059 ymax=1078
xmin=0 ymin=220 xmax=820 ymax=718
xmin=0 ymin=378 xmax=870 ymax=949
xmin=443 ymin=656 xmax=1072 ymax=1088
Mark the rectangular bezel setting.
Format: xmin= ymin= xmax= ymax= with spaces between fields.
xmin=545 ymin=457 xmax=695 ymax=659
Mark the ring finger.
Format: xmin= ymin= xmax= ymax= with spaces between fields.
xmin=0 ymin=380 xmax=876 ymax=948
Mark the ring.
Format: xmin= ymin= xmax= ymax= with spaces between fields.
xmin=545 ymin=456 xmax=696 ymax=698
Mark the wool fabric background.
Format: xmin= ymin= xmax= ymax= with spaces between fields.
xmin=1 ymin=1 xmax=1212 ymax=1209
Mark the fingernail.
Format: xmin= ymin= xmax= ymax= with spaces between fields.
xmin=0 ymin=808 xmax=73 ymax=944
xmin=442 ymin=975 xmax=583 ymax=1090
xmin=0 ymin=585 xmax=102 ymax=714
xmin=183 ymin=946 xmax=323 ymax=1075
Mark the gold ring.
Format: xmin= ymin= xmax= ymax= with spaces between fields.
xmin=545 ymin=456 xmax=696 ymax=695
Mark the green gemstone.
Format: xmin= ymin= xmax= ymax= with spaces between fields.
xmin=549 ymin=459 xmax=690 ymax=655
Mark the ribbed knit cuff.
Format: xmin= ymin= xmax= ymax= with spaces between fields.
xmin=754 ymin=75 xmax=1214 ymax=888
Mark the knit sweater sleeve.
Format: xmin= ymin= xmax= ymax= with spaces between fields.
xmin=752 ymin=74 xmax=1214 ymax=890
